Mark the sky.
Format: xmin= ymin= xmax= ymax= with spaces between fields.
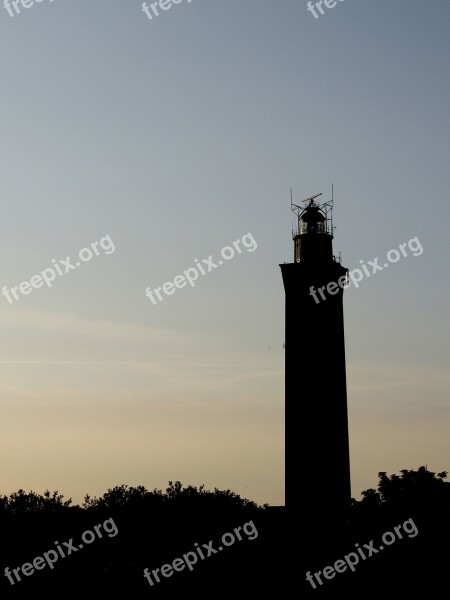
xmin=0 ymin=0 xmax=449 ymax=506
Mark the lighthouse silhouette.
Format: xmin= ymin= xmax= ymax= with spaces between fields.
xmin=280 ymin=190 xmax=351 ymax=530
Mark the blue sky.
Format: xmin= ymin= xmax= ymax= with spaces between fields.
xmin=0 ymin=0 xmax=449 ymax=504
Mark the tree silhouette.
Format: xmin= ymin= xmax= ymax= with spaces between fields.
xmin=0 ymin=489 xmax=73 ymax=516
xmin=358 ymin=466 xmax=450 ymax=513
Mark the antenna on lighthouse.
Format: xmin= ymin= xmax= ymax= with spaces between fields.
xmin=331 ymin=183 xmax=334 ymax=232
xmin=303 ymin=192 xmax=322 ymax=205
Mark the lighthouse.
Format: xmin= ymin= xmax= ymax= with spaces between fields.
xmin=280 ymin=191 xmax=351 ymax=527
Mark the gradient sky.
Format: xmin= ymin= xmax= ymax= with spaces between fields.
xmin=0 ymin=0 xmax=449 ymax=506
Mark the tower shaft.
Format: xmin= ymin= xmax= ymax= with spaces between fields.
xmin=280 ymin=194 xmax=351 ymax=527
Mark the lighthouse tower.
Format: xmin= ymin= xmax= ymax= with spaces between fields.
xmin=280 ymin=191 xmax=351 ymax=526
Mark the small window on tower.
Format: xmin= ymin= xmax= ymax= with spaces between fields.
xmin=295 ymin=238 xmax=301 ymax=262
